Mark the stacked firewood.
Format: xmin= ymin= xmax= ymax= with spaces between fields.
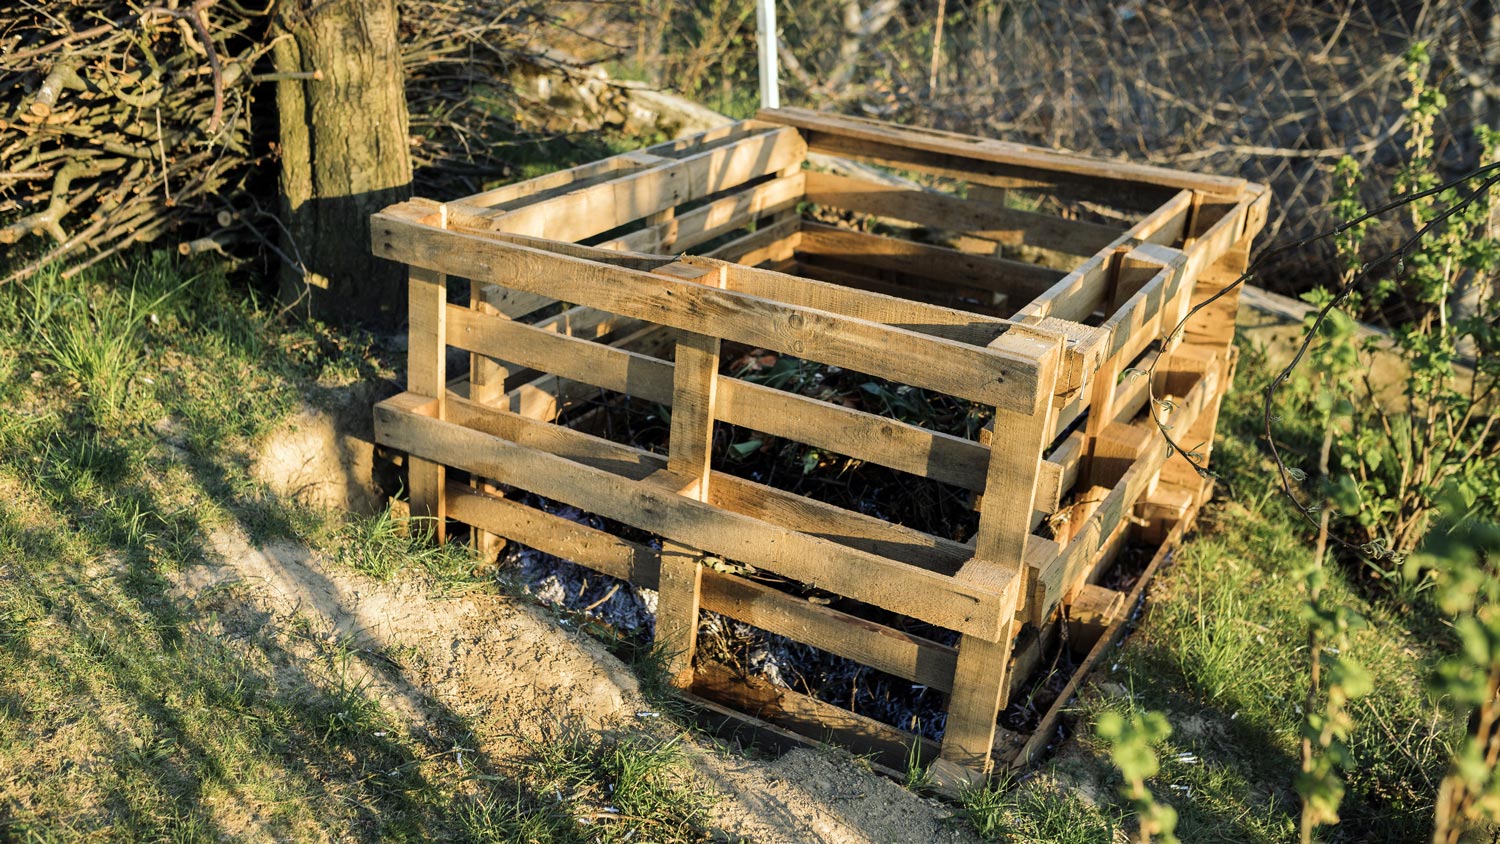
xmin=0 ymin=0 xmax=546 ymax=285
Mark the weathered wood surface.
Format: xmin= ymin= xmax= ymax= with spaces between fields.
xmin=375 ymin=396 xmax=1017 ymax=639
xmin=373 ymin=207 xmax=1048 ymax=413
xmin=375 ymin=111 xmax=1269 ymax=782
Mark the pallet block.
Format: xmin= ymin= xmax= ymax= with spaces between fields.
xmin=371 ymin=109 xmax=1267 ymax=781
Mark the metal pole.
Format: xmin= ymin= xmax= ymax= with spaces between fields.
xmin=755 ymin=0 xmax=779 ymax=109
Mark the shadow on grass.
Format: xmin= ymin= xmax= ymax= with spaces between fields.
xmin=0 ymin=258 xmax=603 ymax=842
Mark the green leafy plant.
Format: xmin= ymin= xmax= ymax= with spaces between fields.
xmin=1292 ymin=45 xmax=1500 ymax=563
xmin=1415 ymin=492 xmax=1500 ymax=843
xmin=1296 ymin=558 xmax=1373 ymax=841
xmin=1096 ymin=710 xmax=1178 ymax=844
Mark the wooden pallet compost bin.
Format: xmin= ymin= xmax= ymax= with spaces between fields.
xmin=371 ymin=108 xmax=1269 ymax=784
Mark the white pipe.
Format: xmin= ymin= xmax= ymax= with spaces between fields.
xmin=755 ymin=0 xmax=780 ymax=110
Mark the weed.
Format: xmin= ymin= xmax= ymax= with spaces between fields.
xmin=1417 ymin=493 xmax=1500 ymax=842
xmin=960 ymin=777 xmax=1117 ymax=843
xmin=1096 ymin=710 xmax=1179 ymax=844
xmin=522 ymin=726 xmax=714 ymax=843
xmin=903 ymin=723 xmax=931 ymax=790
xmin=332 ymin=503 xmax=479 ymax=588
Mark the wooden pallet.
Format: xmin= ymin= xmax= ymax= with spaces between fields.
xmin=370 ymin=108 xmax=1268 ymax=784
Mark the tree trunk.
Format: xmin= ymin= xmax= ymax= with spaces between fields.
xmin=273 ymin=0 xmax=411 ymax=327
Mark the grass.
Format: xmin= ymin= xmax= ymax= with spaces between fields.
xmin=0 ymin=154 xmax=1471 ymax=841
xmin=960 ymin=340 xmax=1463 ymax=843
xmin=331 ymin=506 xmax=480 ymax=588
xmin=0 ymin=253 xmax=717 ymax=842
xmin=0 ymin=252 xmax=1463 ymax=841
xmin=961 ymin=777 xmax=1122 ymax=842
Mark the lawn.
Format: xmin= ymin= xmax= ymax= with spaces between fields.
xmin=0 ymin=250 xmax=1467 ymax=842
xmin=963 ymin=340 xmax=1462 ymax=843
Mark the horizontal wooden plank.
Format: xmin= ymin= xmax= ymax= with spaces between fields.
xmin=700 ymin=574 xmax=960 ymax=692
xmin=436 ymin=218 xmax=1020 ymax=348
xmin=493 ymin=324 xmax=679 ymax=422
xmin=693 ymin=661 xmax=939 ymax=774
xmin=452 ymin=155 xmax=642 ymax=212
xmin=445 ymin=392 xmax=978 ymax=570
xmin=448 ymin=305 xmax=998 ymax=492
xmin=377 ymin=396 xmax=1012 ymax=637
xmin=446 ymin=483 xmax=960 ymax=692
xmin=700 ymin=258 xmax=1015 ymax=347
xmin=642 ymin=119 xmax=774 ymax=157
xmin=474 ymin=284 xmax=557 ymax=321
xmin=803 ymin=170 xmax=1120 ymax=257
xmin=761 ymin=107 xmax=1247 ymax=203
xmin=482 ymin=126 xmax=807 ymax=243
xmin=703 ymin=215 xmax=801 ymax=266
xmin=447 ymin=485 xmax=654 ymax=583
xmin=372 ymin=211 xmax=1047 ymax=413
xmin=797 ymin=222 xmax=1063 ymax=300
xmin=597 ymin=173 xmax=805 ymax=253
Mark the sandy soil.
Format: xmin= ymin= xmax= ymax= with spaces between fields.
xmin=170 ymin=515 xmax=981 ymax=843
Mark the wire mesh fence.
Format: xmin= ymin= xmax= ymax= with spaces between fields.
xmin=600 ymin=0 xmax=1497 ymax=294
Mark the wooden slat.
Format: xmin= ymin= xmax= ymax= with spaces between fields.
xmin=703 ymin=215 xmax=801 ymax=266
xmin=436 ymin=218 xmax=1021 ymax=348
xmin=446 ymin=486 xmax=654 ymax=582
xmin=445 ymin=390 xmax=980 ymax=572
xmin=698 ymin=259 xmax=1015 ymax=347
xmin=452 ymin=155 xmax=642 ymax=211
xmin=803 ymin=170 xmax=1121 ymax=257
xmin=375 ymin=397 xmax=1015 ymax=638
xmin=655 ymin=262 xmax=725 ymax=688
xmin=1013 ymin=190 xmax=1193 ymax=325
xmin=940 ymin=331 xmax=1061 ymax=772
xmin=706 ymin=475 xmax=976 ymax=572
xmin=597 ymin=172 xmax=805 ymax=253
xmin=699 ymin=574 xmax=959 ymax=692
xmin=1035 ymin=367 xmax=1217 ymax=618
xmin=693 ymin=661 xmax=939 ymax=775
xmin=445 ymin=474 xmax=973 ymax=646
xmin=407 ymin=266 xmax=447 ymax=539
xmin=1102 ymin=243 xmax=1189 ymax=362
xmin=641 ymin=120 xmax=771 ymax=157
xmin=447 ymin=304 xmax=1006 ymax=493
xmin=761 ymin=107 xmax=1247 ymax=203
xmin=792 ymin=260 xmax=1009 ymax=317
xmin=797 ymin=222 xmax=1064 ymax=300
xmin=372 ymin=210 xmax=1046 ymax=413
xmin=447 ymin=449 xmax=1064 ymax=656
xmin=481 ymin=126 xmax=807 ymax=243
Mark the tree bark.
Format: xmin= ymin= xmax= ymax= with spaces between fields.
xmin=273 ymin=0 xmax=411 ymax=327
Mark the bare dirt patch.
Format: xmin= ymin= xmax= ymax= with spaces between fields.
xmin=171 ymin=519 xmax=981 ymax=843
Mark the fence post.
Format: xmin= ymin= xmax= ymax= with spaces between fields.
xmin=652 ymin=262 xmax=727 ymax=688
xmin=407 ymin=253 xmax=448 ymax=541
xmin=938 ymin=331 xmax=1061 ymax=780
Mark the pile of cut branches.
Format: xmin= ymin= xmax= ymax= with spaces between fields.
xmin=0 ymin=1 xmax=267 ymax=285
xmin=0 ymin=0 xmax=547 ymax=285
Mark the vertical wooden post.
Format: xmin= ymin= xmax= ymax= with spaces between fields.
xmin=938 ymin=331 xmax=1062 ymax=779
xmin=407 ymin=263 xmax=448 ymax=542
xmin=652 ymin=262 xmax=726 ymax=689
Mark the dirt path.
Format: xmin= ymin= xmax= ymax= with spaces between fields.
xmin=171 ymin=520 xmax=981 ymax=843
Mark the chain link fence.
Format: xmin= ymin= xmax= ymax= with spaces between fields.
xmin=589 ymin=0 xmax=1497 ymax=293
